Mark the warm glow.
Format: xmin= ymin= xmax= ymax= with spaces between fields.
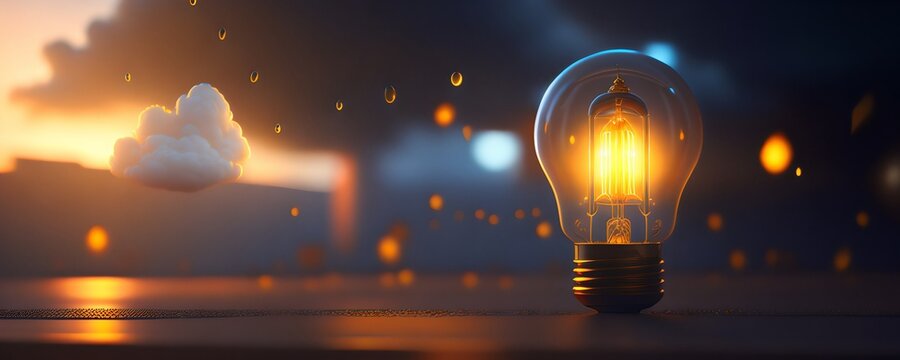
xmin=397 ymin=268 xmax=415 ymax=286
xmin=834 ymin=247 xmax=851 ymax=272
xmin=596 ymin=117 xmax=642 ymax=206
xmin=795 ymin=167 xmax=802 ymax=177
xmin=760 ymin=133 xmax=793 ymax=175
xmin=461 ymin=272 xmax=479 ymax=289
xmin=434 ymin=103 xmax=456 ymax=127
xmin=569 ymin=135 xmax=575 ymax=144
xmin=378 ymin=236 xmax=401 ymax=265
xmin=474 ymin=209 xmax=486 ymax=221
xmin=679 ymin=130 xmax=685 ymax=141
xmin=85 ymin=225 xmax=109 ymax=254
xmin=290 ymin=206 xmax=300 ymax=217
xmin=531 ymin=207 xmax=541 ymax=218
xmin=429 ymin=193 xmax=444 ymax=211
xmin=44 ymin=320 xmax=131 ymax=344
xmin=488 ymin=214 xmax=500 ymax=225
xmin=55 ymin=277 xmax=135 ymax=308
xmin=730 ymin=249 xmax=747 ymax=271
xmin=707 ymin=213 xmax=723 ymax=232
xmin=856 ymin=211 xmax=869 ymax=229
xmin=514 ymin=209 xmax=525 ymax=219
xmin=257 ymin=274 xmax=274 ymax=290
xmin=536 ymin=220 xmax=553 ymax=239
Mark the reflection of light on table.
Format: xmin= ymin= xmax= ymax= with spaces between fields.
xmin=43 ymin=320 xmax=131 ymax=344
xmin=53 ymin=277 xmax=135 ymax=308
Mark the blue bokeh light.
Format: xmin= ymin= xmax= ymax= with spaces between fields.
xmin=644 ymin=42 xmax=678 ymax=68
xmin=472 ymin=131 xmax=521 ymax=172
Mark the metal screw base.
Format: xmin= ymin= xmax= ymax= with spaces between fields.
xmin=573 ymin=243 xmax=664 ymax=313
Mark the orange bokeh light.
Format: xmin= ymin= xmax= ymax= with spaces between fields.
xmin=429 ymin=194 xmax=444 ymax=211
xmin=514 ymin=209 xmax=525 ymax=220
xmin=531 ymin=207 xmax=541 ymax=218
xmin=707 ymin=213 xmax=724 ymax=232
xmin=85 ymin=225 xmax=108 ymax=254
xmin=856 ymin=211 xmax=869 ymax=229
xmin=434 ymin=103 xmax=455 ymax=128
xmin=290 ymin=206 xmax=300 ymax=217
xmin=488 ymin=214 xmax=500 ymax=225
xmin=378 ymin=236 xmax=401 ymax=266
xmin=397 ymin=268 xmax=415 ymax=286
xmin=461 ymin=272 xmax=479 ymax=289
xmin=535 ymin=221 xmax=552 ymax=239
xmin=462 ymin=125 xmax=472 ymax=142
xmin=257 ymin=274 xmax=274 ymax=290
xmin=760 ymin=133 xmax=793 ymax=175
xmin=730 ymin=249 xmax=747 ymax=271
xmin=474 ymin=209 xmax=486 ymax=221
xmin=834 ymin=247 xmax=851 ymax=272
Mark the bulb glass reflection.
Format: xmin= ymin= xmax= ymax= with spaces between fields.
xmin=535 ymin=50 xmax=701 ymax=245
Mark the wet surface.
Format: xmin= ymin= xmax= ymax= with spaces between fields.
xmin=0 ymin=274 xmax=899 ymax=358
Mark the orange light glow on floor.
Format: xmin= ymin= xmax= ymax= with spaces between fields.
xmin=54 ymin=277 xmax=135 ymax=308
xmin=85 ymin=225 xmax=109 ymax=254
xmin=429 ymin=194 xmax=444 ymax=211
xmin=43 ymin=320 xmax=131 ymax=344
xmin=707 ymin=213 xmax=724 ymax=232
xmin=760 ymin=133 xmax=793 ymax=175
xmin=378 ymin=236 xmax=401 ymax=266
xmin=461 ymin=272 xmax=479 ymax=289
xmin=535 ymin=221 xmax=552 ymax=239
xmin=434 ymin=103 xmax=455 ymax=127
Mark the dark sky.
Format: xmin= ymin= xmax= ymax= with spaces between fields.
xmin=5 ymin=0 xmax=900 ymax=273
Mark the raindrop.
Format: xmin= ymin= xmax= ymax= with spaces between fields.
xmin=249 ymin=71 xmax=260 ymax=84
xmin=679 ymin=130 xmax=685 ymax=141
xmin=335 ymin=100 xmax=343 ymax=111
xmin=189 ymin=0 xmax=197 ymax=6
xmin=384 ymin=85 xmax=397 ymax=104
xmin=124 ymin=72 xmax=132 ymax=82
xmin=450 ymin=71 xmax=463 ymax=87
xmin=218 ymin=27 xmax=227 ymax=41
xmin=274 ymin=123 xmax=282 ymax=134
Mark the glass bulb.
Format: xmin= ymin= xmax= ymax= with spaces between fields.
xmin=534 ymin=49 xmax=702 ymax=312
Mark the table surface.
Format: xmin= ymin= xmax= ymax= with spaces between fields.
xmin=1 ymin=273 xmax=899 ymax=359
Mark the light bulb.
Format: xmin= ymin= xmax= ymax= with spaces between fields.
xmin=534 ymin=50 xmax=702 ymax=313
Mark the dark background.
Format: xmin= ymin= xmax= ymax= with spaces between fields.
xmin=2 ymin=0 xmax=899 ymax=276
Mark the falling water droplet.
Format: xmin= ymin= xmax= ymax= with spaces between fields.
xmin=450 ymin=71 xmax=463 ymax=87
xmin=249 ymin=71 xmax=259 ymax=84
xmin=189 ymin=0 xmax=197 ymax=6
xmin=462 ymin=125 xmax=472 ymax=142
xmin=218 ymin=27 xmax=227 ymax=41
xmin=274 ymin=123 xmax=282 ymax=134
xmin=335 ymin=100 xmax=343 ymax=111
xmin=679 ymin=130 xmax=685 ymax=141
xmin=795 ymin=167 xmax=802 ymax=177
xmin=569 ymin=135 xmax=575 ymax=144
xmin=124 ymin=72 xmax=132 ymax=82
xmin=384 ymin=85 xmax=397 ymax=104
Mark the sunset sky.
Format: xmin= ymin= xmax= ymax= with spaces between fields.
xmin=0 ymin=0 xmax=342 ymax=191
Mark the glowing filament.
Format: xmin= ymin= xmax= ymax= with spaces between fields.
xmin=597 ymin=118 xmax=641 ymax=204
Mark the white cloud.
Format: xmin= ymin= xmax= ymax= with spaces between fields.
xmin=110 ymin=83 xmax=250 ymax=192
